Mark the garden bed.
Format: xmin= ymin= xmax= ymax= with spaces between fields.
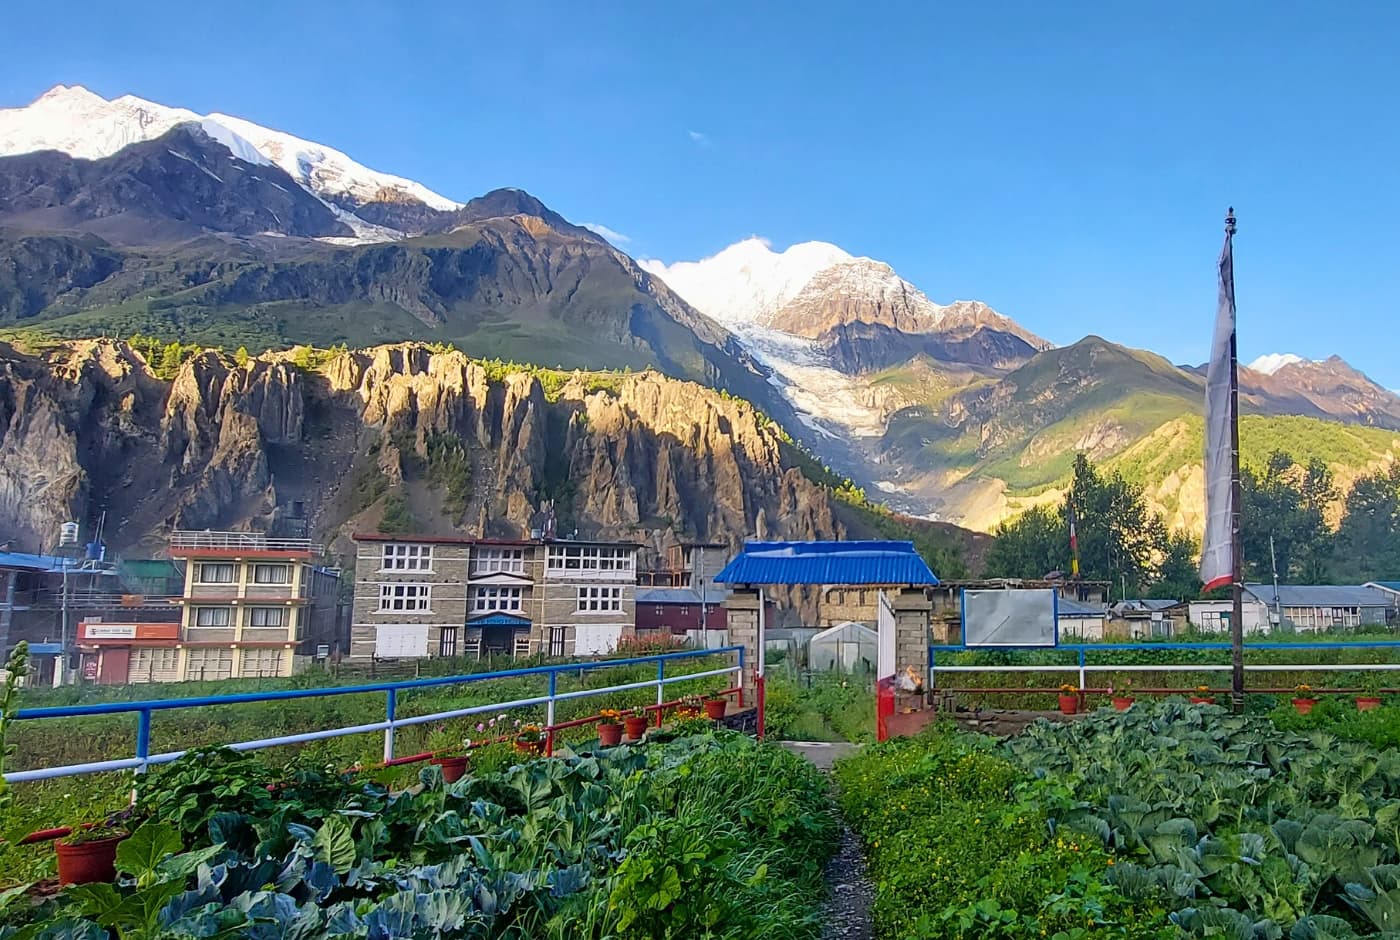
xmin=837 ymin=701 xmax=1400 ymax=938
xmin=0 ymin=730 xmax=836 ymax=938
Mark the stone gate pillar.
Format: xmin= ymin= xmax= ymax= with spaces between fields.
xmin=891 ymin=587 xmax=933 ymax=687
xmin=721 ymin=587 xmax=761 ymax=700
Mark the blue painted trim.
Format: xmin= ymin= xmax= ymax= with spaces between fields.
xmin=135 ymin=709 xmax=151 ymax=772
xmin=958 ymin=588 xmax=967 ymax=644
xmin=13 ymin=647 xmax=743 ymax=721
xmin=1052 ymin=592 xmax=1061 ymax=646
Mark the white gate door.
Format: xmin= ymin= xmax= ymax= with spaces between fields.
xmin=876 ymin=590 xmax=897 ymax=681
xmin=574 ymin=623 xmax=623 ymax=656
xmin=376 ymin=624 xmax=429 ymax=658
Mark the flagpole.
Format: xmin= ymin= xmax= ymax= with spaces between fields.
xmin=1225 ymin=207 xmax=1245 ymax=712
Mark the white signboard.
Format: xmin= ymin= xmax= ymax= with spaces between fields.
xmin=84 ymin=624 xmax=137 ymax=639
xmin=375 ymin=624 xmax=429 ymax=658
xmin=962 ymin=589 xmax=1058 ymax=647
xmin=876 ymin=590 xmax=897 ymax=679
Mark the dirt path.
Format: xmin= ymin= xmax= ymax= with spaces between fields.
xmin=780 ymin=742 xmax=874 ymax=940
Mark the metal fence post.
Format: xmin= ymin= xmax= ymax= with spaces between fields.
xmin=546 ymin=670 xmax=557 ymax=731
xmin=383 ymin=688 xmax=397 ymax=764
xmin=736 ymin=646 xmax=745 ymax=707
xmin=135 ymin=708 xmax=151 ymax=774
xmin=655 ymin=659 xmax=666 ymax=726
xmin=1078 ymin=648 xmax=1087 ymax=701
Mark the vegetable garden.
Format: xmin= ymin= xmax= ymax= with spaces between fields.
xmin=0 ymin=730 xmax=836 ymax=938
xmin=837 ymin=700 xmax=1400 ymax=939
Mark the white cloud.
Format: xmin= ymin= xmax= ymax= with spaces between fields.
xmin=580 ymin=222 xmax=630 ymax=245
xmin=688 ymin=129 xmax=711 ymax=147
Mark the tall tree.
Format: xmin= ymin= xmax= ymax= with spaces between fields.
xmin=984 ymin=505 xmax=1064 ymax=580
xmin=1335 ymin=465 xmax=1400 ymax=582
xmin=1240 ymin=451 xmax=1334 ymax=583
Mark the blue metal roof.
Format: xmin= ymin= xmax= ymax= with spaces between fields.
xmin=26 ymin=643 xmax=63 ymax=655
xmin=467 ymin=613 xmax=531 ymax=627
xmin=1057 ymin=598 xmax=1107 ymax=618
xmin=0 ymin=551 xmax=76 ymax=573
xmin=1369 ymin=581 xmax=1400 ymax=593
xmin=714 ymin=540 xmax=938 ymax=586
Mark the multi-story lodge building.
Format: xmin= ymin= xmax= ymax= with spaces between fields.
xmin=74 ymin=532 xmax=339 ymax=684
xmin=636 ymin=541 xmax=732 ymax=640
xmin=350 ymin=533 xmax=640 ymax=660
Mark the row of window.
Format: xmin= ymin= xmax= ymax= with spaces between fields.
xmin=191 ymin=607 xmax=288 ymax=628
xmin=126 ymin=646 xmax=285 ymax=682
xmin=373 ymin=584 xmax=624 ymax=613
xmin=194 ymin=563 xmax=292 ymax=585
xmin=377 ymin=544 xmax=635 ymax=575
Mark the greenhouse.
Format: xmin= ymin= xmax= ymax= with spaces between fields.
xmin=807 ymin=620 xmax=877 ymax=674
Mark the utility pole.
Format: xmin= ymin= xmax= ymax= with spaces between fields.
xmin=1270 ymin=534 xmax=1283 ymax=630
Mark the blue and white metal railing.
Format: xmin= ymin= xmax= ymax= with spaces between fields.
xmin=929 ymin=639 xmax=1400 ymax=692
xmin=2 ymin=646 xmax=744 ymax=785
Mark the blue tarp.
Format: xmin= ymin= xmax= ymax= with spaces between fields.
xmin=714 ymin=540 xmax=938 ymax=586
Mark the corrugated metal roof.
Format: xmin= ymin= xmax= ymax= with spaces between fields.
xmin=1117 ymin=599 xmax=1179 ymax=612
xmin=1057 ymin=598 xmax=1107 ymax=618
xmin=1245 ymin=584 xmax=1391 ymax=608
xmin=714 ymin=540 xmax=938 ymax=586
xmin=636 ymin=584 xmax=733 ymax=605
xmin=1368 ymin=581 xmax=1400 ymax=593
xmin=0 ymin=551 xmax=82 ymax=573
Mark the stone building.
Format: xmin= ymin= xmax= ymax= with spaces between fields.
xmin=350 ymin=533 xmax=640 ymax=660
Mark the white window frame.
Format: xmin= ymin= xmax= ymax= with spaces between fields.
xmin=195 ymin=563 xmax=236 ymax=584
xmin=252 ymin=564 xmax=290 ymax=585
xmin=380 ymin=543 xmax=434 ymax=572
xmin=248 ymin=607 xmax=286 ymax=628
xmin=471 ymin=547 xmax=526 ymax=575
xmin=546 ymin=545 xmax=634 ymax=576
xmin=378 ymin=583 xmax=432 ymax=612
xmin=576 ymin=586 xmax=623 ymax=613
xmin=471 ymin=585 xmax=523 ymax=612
xmin=193 ymin=606 xmax=232 ymax=628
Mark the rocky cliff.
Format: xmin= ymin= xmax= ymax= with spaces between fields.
xmin=0 ymin=339 xmax=844 ymax=564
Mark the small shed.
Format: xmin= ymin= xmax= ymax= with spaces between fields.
xmin=1056 ymin=598 xmax=1108 ymax=641
xmin=808 ymin=621 xmax=877 ymax=674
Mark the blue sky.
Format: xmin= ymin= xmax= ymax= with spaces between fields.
xmin=3 ymin=1 xmax=1397 ymax=384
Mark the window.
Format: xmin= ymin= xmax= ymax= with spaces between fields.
xmin=193 ymin=607 xmax=232 ymax=628
xmin=195 ymin=563 xmax=235 ymax=584
xmin=130 ymin=647 xmax=180 ymax=683
xmin=546 ymin=545 xmax=635 ymax=575
xmin=185 ymin=647 xmax=233 ymax=681
xmin=471 ymin=547 xmax=525 ymax=574
xmin=378 ymin=584 xmax=431 ymax=612
xmin=248 ymin=607 xmax=285 ymax=628
xmin=380 ymin=544 xmax=434 ymax=572
xmin=654 ymin=606 xmax=664 ymax=616
xmin=471 ymin=586 xmax=523 ymax=612
xmin=679 ymin=606 xmax=689 ymax=617
xmin=576 ymin=586 xmax=622 ymax=612
xmin=240 ymin=647 xmax=285 ymax=677
xmin=439 ymin=626 xmax=458 ymax=657
xmin=252 ymin=564 xmax=290 ymax=584
xmin=549 ymin=626 xmax=567 ymax=657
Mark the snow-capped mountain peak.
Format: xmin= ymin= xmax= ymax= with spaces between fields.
xmin=1248 ymin=353 xmax=1308 ymax=375
xmin=0 ymin=84 xmax=461 ymax=213
xmin=640 ymin=238 xmax=852 ymax=327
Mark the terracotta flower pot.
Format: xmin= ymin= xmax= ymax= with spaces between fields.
xmin=431 ymin=755 xmax=468 ymax=783
xmin=1111 ymin=696 xmax=1135 ymax=711
xmin=598 ymin=722 xmax=624 ymax=746
xmin=1057 ymin=694 xmax=1078 ymax=716
xmin=1292 ymin=698 xmax=1318 ymax=716
xmin=623 ymin=716 xmax=649 ymax=739
xmin=1190 ymin=696 xmax=1213 ymax=704
xmin=514 ymin=738 xmax=545 ymax=756
xmin=1357 ymin=696 xmax=1382 ymax=712
xmin=56 ymin=833 xmax=127 ymax=885
xmin=703 ymin=698 xmax=728 ymax=720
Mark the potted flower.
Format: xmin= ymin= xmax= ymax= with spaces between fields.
xmin=1292 ymin=684 xmax=1319 ymax=715
xmin=597 ymin=708 xmax=624 ymax=747
xmin=55 ymin=820 xmax=130 ymax=885
xmin=676 ymin=695 xmax=704 ymax=720
xmin=1190 ymin=686 xmax=1214 ymax=705
xmin=426 ymin=725 xmax=470 ymax=783
xmin=514 ymin=723 xmax=546 ymax=755
xmin=1357 ymin=672 xmax=1384 ymax=711
xmin=1109 ymin=682 xmax=1135 ymax=712
xmin=623 ymin=706 xmax=650 ymax=740
xmin=1057 ymin=684 xmax=1080 ymax=715
xmin=702 ymin=690 xmax=728 ymax=720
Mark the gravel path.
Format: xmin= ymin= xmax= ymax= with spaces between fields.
xmin=780 ymin=742 xmax=875 ymax=940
